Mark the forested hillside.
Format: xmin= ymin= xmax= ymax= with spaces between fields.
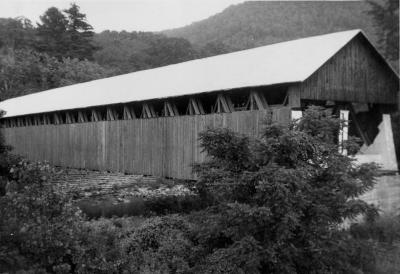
xmin=163 ymin=1 xmax=377 ymax=50
xmin=0 ymin=0 xmax=397 ymax=100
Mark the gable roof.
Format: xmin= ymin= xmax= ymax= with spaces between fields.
xmin=0 ymin=29 xmax=394 ymax=118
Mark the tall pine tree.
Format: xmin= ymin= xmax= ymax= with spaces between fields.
xmin=36 ymin=4 xmax=97 ymax=60
xmin=64 ymin=3 xmax=97 ymax=60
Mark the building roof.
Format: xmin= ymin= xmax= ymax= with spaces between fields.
xmin=0 ymin=29 xmax=389 ymax=118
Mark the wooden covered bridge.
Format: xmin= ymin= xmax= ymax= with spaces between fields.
xmin=0 ymin=29 xmax=398 ymax=179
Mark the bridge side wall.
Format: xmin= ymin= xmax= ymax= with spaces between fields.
xmin=2 ymin=108 xmax=290 ymax=179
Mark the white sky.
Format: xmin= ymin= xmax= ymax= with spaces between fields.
xmin=0 ymin=0 xmax=251 ymax=32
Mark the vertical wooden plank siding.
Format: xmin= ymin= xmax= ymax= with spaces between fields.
xmin=1 ymin=108 xmax=290 ymax=179
xmin=297 ymin=34 xmax=398 ymax=104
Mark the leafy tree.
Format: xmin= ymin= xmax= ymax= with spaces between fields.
xmin=191 ymin=106 xmax=378 ymax=273
xmin=63 ymin=3 xmax=98 ymax=60
xmin=366 ymin=0 xmax=399 ymax=63
xmin=36 ymin=7 xmax=69 ymax=59
xmin=0 ymin=17 xmax=35 ymax=51
xmin=0 ymin=49 xmax=114 ymax=100
xmin=36 ymin=4 xmax=97 ymax=60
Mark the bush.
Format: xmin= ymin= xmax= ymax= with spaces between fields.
xmin=0 ymin=160 xmax=85 ymax=273
xmin=190 ymin=106 xmax=379 ymax=273
xmin=122 ymin=215 xmax=194 ymax=273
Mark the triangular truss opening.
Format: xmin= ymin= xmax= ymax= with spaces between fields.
xmin=186 ymin=98 xmax=205 ymax=115
xmin=245 ymin=91 xmax=268 ymax=110
xmin=141 ymin=103 xmax=157 ymax=118
xmin=212 ymin=94 xmax=234 ymax=113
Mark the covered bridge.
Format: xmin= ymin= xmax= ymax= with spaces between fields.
xmin=0 ymin=29 xmax=398 ymax=179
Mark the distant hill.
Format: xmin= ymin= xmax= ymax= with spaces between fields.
xmin=163 ymin=1 xmax=378 ymax=51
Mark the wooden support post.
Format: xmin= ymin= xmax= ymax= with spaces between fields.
xmin=162 ymin=101 xmax=179 ymax=117
xmin=212 ymin=94 xmax=234 ymax=113
xmin=54 ymin=113 xmax=62 ymax=125
xmin=16 ymin=117 xmax=22 ymax=127
xmin=123 ymin=105 xmax=136 ymax=120
xmin=141 ymin=103 xmax=157 ymax=118
xmin=25 ymin=116 xmax=32 ymax=126
xmin=10 ymin=118 xmax=16 ymax=127
xmin=78 ymin=111 xmax=87 ymax=123
xmin=287 ymin=86 xmax=301 ymax=108
xmin=186 ymin=98 xmax=205 ymax=115
xmin=65 ymin=112 xmax=76 ymax=124
xmin=245 ymin=91 xmax=268 ymax=110
xmin=106 ymin=107 xmax=118 ymax=121
xmin=43 ymin=114 xmax=51 ymax=125
xmin=91 ymin=109 xmax=102 ymax=122
xmin=348 ymin=103 xmax=371 ymax=146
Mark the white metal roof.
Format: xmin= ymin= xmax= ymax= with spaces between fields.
xmin=0 ymin=29 xmax=364 ymax=118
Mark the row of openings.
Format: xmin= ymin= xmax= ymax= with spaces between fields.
xmin=2 ymin=87 xmax=289 ymax=128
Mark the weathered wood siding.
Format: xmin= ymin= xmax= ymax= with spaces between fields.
xmin=2 ymin=108 xmax=290 ymax=179
xmin=295 ymin=33 xmax=399 ymax=104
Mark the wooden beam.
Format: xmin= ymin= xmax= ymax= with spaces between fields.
xmin=348 ymin=103 xmax=371 ymax=145
xmin=162 ymin=101 xmax=179 ymax=117
xmin=212 ymin=94 xmax=234 ymax=113
xmin=25 ymin=116 xmax=32 ymax=126
xmin=91 ymin=109 xmax=102 ymax=122
xmin=43 ymin=114 xmax=51 ymax=125
xmin=141 ymin=103 xmax=157 ymax=118
xmin=245 ymin=91 xmax=268 ymax=110
xmin=287 ymin=86 xmax=301 ymax=108
xmin=186 ymin=98 xmax=205 ymax=115
xmin=106 ymin=107 xmax=118 ymax=121
xmin=16 ymin=118 xmax=22 ymax=127
xmin=10 ymin=118 xmax=16 ymax=127
xmin=65 ymin=112 xmax=76 ymax=124
xmin=78 ymin=111 xmax=88 ymax=123
xmin=53 ymin=113 xmax=62 ymax=125
xmin=123 ymin=105 xmax=136 ymax=120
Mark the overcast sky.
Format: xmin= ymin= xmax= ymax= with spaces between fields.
xmin=0 ymin=0 xmax=252 ymax=32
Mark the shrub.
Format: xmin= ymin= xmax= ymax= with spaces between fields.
xmin=122 ymin=215 xmax=193 ymax=273
xmin=190 ymin=106 xmax=379 ymax=273
xmin=0 ymin=160 xmax=85 ymax=273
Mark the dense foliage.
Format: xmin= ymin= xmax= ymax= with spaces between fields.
xmin=0 ymin=5 xmax=114 ymax=99
xmin=35 ymin=3 xmax=97 ymax=60
xmin=0 ymin=107 xmax=384 ymax=273
xmin=189 ymin=106 xmax=379 ymax=273
xmin=0 ymin=49 xmax=113 ymax=99
xmin=0 ymin=1 xmax=398 ymax=100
